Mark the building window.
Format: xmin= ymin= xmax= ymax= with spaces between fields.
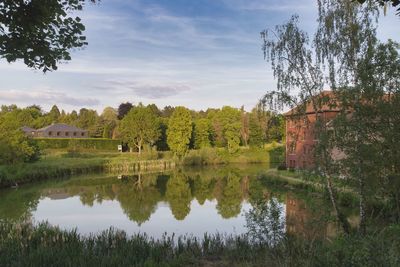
xmin=73 ymin=132 xmax=77 ymax=136
xmin=81 ymin=132 xmax=85 ymax=137
xmin=65 ymin=132 xmax=69 ymax=137
xmin=289 ymin=141 xmax=296 ymax=154
xmin=48 ymin=131 xmax=52 ymax=136
xmin=57 ymin=132 xmax=61 ymax=136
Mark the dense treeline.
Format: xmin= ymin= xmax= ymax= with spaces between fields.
xmin=0 ymin=102 xmax=284 ymax=164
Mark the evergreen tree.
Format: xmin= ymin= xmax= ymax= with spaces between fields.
xmin=117 ymin=102 xmax=133 ymax=120
xmin=48 ymin=105 xmax=61 ymax=123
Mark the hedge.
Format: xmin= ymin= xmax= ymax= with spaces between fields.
xmin=35 ymin=138 xmax=122 ymax=151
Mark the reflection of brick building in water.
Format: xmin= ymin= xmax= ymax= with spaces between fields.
xmin=284 ymin=91 xmax=340 ymax=169
xmin=285 ymin=194 xmax=336 ymax=239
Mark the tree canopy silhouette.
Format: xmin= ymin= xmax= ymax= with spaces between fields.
xmin=356 ymin=0 xmax=400 ymax=15
xmin=0 ymin=0 xmax=97 ymax=72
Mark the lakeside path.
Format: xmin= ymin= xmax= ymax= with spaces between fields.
xmin=264 ymin=169 xmax=355 ymax=194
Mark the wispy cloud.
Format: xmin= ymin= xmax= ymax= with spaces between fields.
xmin=220 ymin=0 xmax=313 ymax=12
xmin=0 ymin=90 xmax=99 ymax=106
xmin=93 ymin=80 xmax=191 ymax=99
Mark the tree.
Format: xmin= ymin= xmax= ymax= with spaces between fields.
xmin=327 ymin=40 xmax=400 ymax=231
xmin=161 ymin=106 xmax=175 ymax=118
xmin=167 ymin=107 xmax=193 ymax=158
xmin=249 ymin=114 xmax=264 ymax=147
xmin=0 ymin=0 xmax=97 ymax=72
xmin=356 ymin=0 xmax=400 ymax=15
xmin=101 ymin=107 xmax=117 ymax=122
xmin=262 ymin=0 xmax=395 ymax=235
xmin=47 ymin=105 xmax=61 ymax=123
xmin=207 ymin=109 xmax=225 ymax=147
xmin=240 ymin=107 xmax=250 ymax=147
xmin=100 ymin=107 xmax=117 ymax=139
xmin=193 ymin=118 xmax=211 ymax=149
xmin=119 ymin=106 xmax=160 ymax=154
xmin=0 ymin=111 xmax=40 ymax=165
xmin=266 ymin=114 xmax=285 ymax=143
xmin=315 ymin=0 xmax=387 ymax=235
xmin=225 ymin=123 xmax=241 ymax=153
xmin=76 ymin=108 xmax=99 ymax=137
xmin=147 ymin=104 xmax=161 ymax=117
xmin=155 ymin=118 xmax=169 ymax=151
xmin=218 ymin=106 xmax=242 ymax=153
xmin=117 ymin=102 xmax=133 ymax=120
xmin=261 ymin=12 xmax=347 ymax=233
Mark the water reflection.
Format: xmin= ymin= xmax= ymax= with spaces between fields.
xmin=0 ymin=165 xmax=357 ymax=239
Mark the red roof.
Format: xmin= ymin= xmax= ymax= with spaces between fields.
xmin=284 ymin=91 xmax=341 ymax=117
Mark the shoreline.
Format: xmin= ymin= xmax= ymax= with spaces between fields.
xmin=0 ymin=147 xmax=275 ymax=189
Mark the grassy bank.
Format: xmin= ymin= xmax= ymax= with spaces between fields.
xmin=182 ymin=147 xmax=275 ymax=166
xmin=0 ymin=221 xmax=399 ymax=267
xmin=0 ymin=147 xmax=280 ymax=189
xmin=0 ymin=154 xmax=175 ymax=188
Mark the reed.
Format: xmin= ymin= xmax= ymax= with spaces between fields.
xmin=1 ymin=221 xmax=399 ymax=267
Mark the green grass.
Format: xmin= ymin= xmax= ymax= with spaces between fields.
xmin=0 ymin=151 xmax=176 ymax=188
xmin=182 ymin=147 xmax=271 ymax=166
xmin=0 ymin=157 xmax=107 ymax=188
xmin=1 ymin=221 xmax=399 ymax=267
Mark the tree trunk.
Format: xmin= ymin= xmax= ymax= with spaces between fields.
xmin=137 ymin=139 xmax=142 ymax=155
xmin=326 ymin=174 xmax=351 ymax=234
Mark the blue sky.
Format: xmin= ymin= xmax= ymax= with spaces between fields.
xmin=0 ymin=0 xmax=398 ymax=113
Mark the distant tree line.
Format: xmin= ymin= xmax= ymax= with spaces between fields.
xmin=0 ymin=102 xmax=285 ymax=163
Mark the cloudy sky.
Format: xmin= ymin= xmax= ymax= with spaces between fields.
xmin=0 ymin=0 xmax=398 ymax=113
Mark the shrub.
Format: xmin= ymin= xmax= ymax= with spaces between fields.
xmin=36 ymin=138 xmax=122 ymax=151
xmin=0 ymin=132 xmax=40 ymax=165
xmin=277 ymin=163 xmax=287 ymax=171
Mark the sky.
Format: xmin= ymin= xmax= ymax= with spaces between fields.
xmin=0 ymin=0 xmax=398 ymax=113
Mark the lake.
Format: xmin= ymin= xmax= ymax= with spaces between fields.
xmin=0 ymin=164 xmax=358 ymax=240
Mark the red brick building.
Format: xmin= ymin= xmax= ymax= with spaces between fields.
xmin=284 ymin=91 xmax=340 ymax=169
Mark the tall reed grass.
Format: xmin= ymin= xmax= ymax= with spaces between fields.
xmin=1 ymin=221 xmax=399 ymax=267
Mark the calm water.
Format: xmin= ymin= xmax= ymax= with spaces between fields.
xmin=0 ymin=164 xmax=358 ymax=239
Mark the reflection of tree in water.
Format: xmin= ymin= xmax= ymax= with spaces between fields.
xmin=0 ymin=166 xmax=281 ymax=224
xmin=165 ymin=172 xmax=192 ymax=220
xmin=115 ymin=174 xmax=161 ymax=225
xmin=245 ymin=197 xmax=285 ymax=246
xmin=77 ymin=185 xmax=116 ymax=207
xmin=215 ymin=171 xmax=244 ymax=219
xmin=79 ymin=190 xmax=96 ymax=207
xmin=0 ymin=189 xmax=40 ymax=221
xmin=247 ymin=177 xmax=269 ymax=206
xmin=191 ymin=174 xmax=215 ymax=205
